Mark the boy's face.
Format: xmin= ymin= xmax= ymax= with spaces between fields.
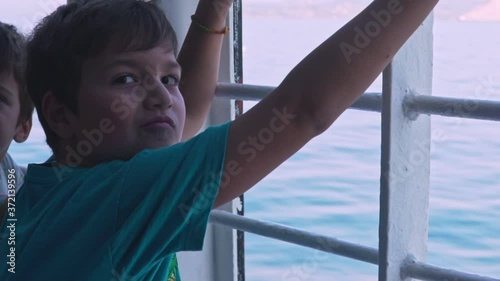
xmin=0 ymin=72 xmax=31 ymax=160
xmin=63 ymin=43 xmax=185 ymax=165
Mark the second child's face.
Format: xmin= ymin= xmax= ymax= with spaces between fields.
xmin=0 ymin=72 xmax=21 ymax=158
xmin=67 ymin=43 xmax=185 ymax=165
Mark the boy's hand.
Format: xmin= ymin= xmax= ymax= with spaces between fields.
xmin=196 ymin=0 xmax=233 ymax=26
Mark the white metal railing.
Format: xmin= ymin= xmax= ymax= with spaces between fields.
xmin=210 ymin=211 xmax=500 ymax=281
xmin=209 ymin=210 xmax=378 ymax=265
xmin=403 ymin=258 xmax=500 ymax=281
xmin=216 ymin=83 xmax=500 ymax=121
xmin=405 ymin=94 xmax=500 ymax=121
xmin=212 ymin=78 xmax=500 ymax=281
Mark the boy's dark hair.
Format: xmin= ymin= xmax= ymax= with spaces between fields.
xmin=26 ymin=0 xmax=178 ymax=151
xmin=0 ymin=22 xmax=34 ymax=125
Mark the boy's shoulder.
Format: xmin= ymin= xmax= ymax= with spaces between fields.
xmin=0 ymin=153 xmax=26 ymax=203
xmin=1 ymin=153 xmax=25 ymax=172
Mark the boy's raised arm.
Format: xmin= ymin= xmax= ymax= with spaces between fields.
xmin=177 ymin=0 xmax=233 ymax=141
xmin=214 ymin=0 xmax=439 ymax=207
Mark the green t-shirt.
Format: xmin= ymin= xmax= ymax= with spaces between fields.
xmin=0 ymin=123 xmax=230 ymax=281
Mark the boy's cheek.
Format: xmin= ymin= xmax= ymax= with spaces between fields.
xmin=78 ymin=117 xmax=118 ymax=147
xmin=0 ymin=116 xmax=18 ymax=147
xmin=0 ymin=134 xmax=10 ymax=153
xmin=110 ymin=99 xmax=131 ymax=121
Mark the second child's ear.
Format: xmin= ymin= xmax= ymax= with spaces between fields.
xmin=13 ymin=116 xmax=32 ymax=143
xmin=42 ymin=92 xmax=76 ymax=139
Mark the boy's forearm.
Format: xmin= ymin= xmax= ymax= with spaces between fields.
xmin=279 ymin=0 xmax=438 ymax=133
xmin=177 ymin=0 xmax=232 ymax=140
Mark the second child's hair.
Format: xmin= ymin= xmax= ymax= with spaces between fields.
xmin=26 ymin=0 xmax=178 ymax=151
xmin=0 ymin=22 xmax=34 ymax=125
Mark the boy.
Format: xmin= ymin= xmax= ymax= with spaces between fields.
xmin=0 ymin=23 xmax=33 ymax=206
xmin=0 ymin=0 xmax=439 ymax=280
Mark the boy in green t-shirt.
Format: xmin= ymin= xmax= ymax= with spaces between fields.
xmin=0 ymin=0 xmax=439 ymax=280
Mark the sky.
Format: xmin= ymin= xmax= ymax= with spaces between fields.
xmin=242 ymin=0 xmax=500 ymax=20
xmin=1 ymin=0 xmax=66 ymax=32
xmin=0 ymin=0 xmax=499 ymax=33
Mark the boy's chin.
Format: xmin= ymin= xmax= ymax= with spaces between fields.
xmin=146 ymin=136 xmax=180 ymax=148
xmin=143 ymin=139 xmax=179 ymax=150
xmin=125 ymin=139 xmax=179 ymax=157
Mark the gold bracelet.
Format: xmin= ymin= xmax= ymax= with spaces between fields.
xmin=191 ymin=15 xmax=229 ymax=35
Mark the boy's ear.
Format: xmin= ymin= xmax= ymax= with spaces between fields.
xmin=42 ymin=92 xmax=76 ymax=139
xmin=13 ymin=116 xmax=32 ymax=143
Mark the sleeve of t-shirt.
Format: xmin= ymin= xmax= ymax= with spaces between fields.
xmin=110 ymin=122 xmax=231 ymax=275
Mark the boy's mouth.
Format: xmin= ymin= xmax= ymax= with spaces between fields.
xmin=142 ymin=116 xmax=176 ymax=129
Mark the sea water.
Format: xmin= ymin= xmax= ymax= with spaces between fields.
xmin=240 ymin=18 xmax=500 ymax=281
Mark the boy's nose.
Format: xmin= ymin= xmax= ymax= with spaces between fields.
xmin=143 ymin=76 xmax=173 ymax=110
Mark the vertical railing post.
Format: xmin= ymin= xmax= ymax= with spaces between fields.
xmin=208 ymin=3 xmax=239 ymax=281
xmin=231 ymin=1 xmax=245 ymax=281
xmin=379 ymin=13 xmax=434 ymax=281
xmin=158 ymin=1 xmax=237 ymax=281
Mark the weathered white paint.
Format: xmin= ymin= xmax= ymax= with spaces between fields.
xmin=379 ymin=13 xmax=434 ymax=281
xmin=158 ymin=2 xmax=236 ymax=281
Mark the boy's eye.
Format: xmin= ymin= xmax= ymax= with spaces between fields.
xmin=113 ymin=75 xmax=137 ymax=84
xmin=161 ymin=75 xmax=179 ymax=86
xmin=0 ymin=95 xmax=10 ymax=105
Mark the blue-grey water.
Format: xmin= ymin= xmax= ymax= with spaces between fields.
xmin=7 ymin=18 xmax=500 ymax=280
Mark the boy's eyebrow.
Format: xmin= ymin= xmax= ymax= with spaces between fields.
xmin=0 ymin=85 xmax=14 ymax=97
xmin=103 ymin=59 xmax=182 ymax=73
xmin=161 ymin=61 xmax=182 ymax=73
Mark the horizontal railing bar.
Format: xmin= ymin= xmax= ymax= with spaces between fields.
xmin=215 ymin=82 xmax=272 ymax=101
xmin=215 ymin=82 xmax=382 ymax=112
xmin=210 ymin=210 xmax=500 ymax=281
xmin=406 ymin=95 xmax=500 ymax=122
xmin=216 ymin=83 xmax=500 ymax=121
xmin=209 ymin=210 xmax=379 ymax=265
xmin=404 ymin=258 xmax=500 ymax=281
